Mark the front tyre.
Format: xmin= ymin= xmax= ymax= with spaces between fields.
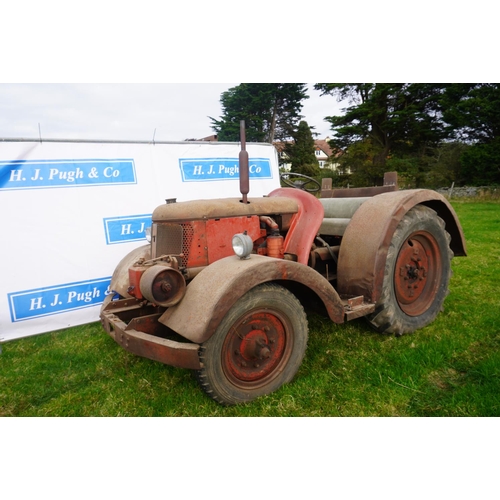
xmin=196 ymin=283 xmax=308 ymax=405
xmin=366 ymin=205 xmax=453 ymax=336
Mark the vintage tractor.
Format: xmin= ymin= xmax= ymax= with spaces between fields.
xmin=100 ymin=122 xmax=466 ymax=405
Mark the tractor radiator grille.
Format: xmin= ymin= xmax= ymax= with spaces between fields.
xmin=153 ymin=223 xmax=193 ymax=267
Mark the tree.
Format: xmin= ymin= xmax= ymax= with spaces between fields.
xmin=441 ymin=84 xmax=500 ymax=184
xmin=423 ymin=141 xmax=470 ymax=187
xmin=314 ymin=84 xmax=449 ymax=186
xmin=335 ymin=138 xmax=385 ymax=186
xmin=459 ymin=140 xmax=500 ymax=185
xmin=284 ymin=121 xmax=319 ymax=176
xmin=210 ymin=84 xmax=309 ymax=143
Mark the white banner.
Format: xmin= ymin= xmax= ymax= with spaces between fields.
xmin=0 ymin=139 xmax=280 ymax=342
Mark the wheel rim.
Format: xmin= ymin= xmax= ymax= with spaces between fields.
xmin=222 ymin=309 xmax=293 ymax=388
xmin=394 ymin=231 xmax=442 ymax=316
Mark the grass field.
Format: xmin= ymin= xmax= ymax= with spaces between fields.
xmin=1 ymin=200 xmax=499 ymax=417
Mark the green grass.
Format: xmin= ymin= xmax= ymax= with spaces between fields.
xmin=1 ymin=201 xmax=499 ymax=416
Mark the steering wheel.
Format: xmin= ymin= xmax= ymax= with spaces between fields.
xmin=280 ymin=172 xmax=321 ymax=193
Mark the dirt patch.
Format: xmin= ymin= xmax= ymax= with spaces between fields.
xmin=427 ymin=368 xmax=465 ymax=390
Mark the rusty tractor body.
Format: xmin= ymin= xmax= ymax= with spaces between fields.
xmin=100 ymin=122 xmax=466 ymax=405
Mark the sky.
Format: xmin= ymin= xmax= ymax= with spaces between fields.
xmin=0 ymin=83 xmax=344 ymax=143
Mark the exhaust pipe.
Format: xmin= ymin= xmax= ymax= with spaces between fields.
xmin=239 ymin=120 xmax=249 ymax=204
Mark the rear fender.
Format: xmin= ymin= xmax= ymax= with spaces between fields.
xmin=160 ymin=254 xmax=345 ymax=344
xmin=337 ymin=189 xmax=467 ymax=303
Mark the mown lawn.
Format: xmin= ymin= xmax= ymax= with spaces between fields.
xmin=1 ymin=201 xmax=499 ymax=417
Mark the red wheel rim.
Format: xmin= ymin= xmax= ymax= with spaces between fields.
xmin=222 ymin=309 xmax=293 ymax=388
xmin=394 ymin=231 xmax=442 ymax=316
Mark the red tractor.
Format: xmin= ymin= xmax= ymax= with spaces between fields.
xmin=100 ymin=122 xmax=466 ymax=405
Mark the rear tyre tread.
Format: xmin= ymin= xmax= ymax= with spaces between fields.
xmin=366 ymin=205 xmax=453 ymax=336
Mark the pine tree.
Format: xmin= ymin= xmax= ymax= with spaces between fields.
xmin=285 ymin=121 xmax=319 ymax=176
xmin=441 ymin=83 xmax=500 ymax=184
xmin=315 ymin=83 xmax=449 ymax=186
xmin=210 ymin=84 xmax=308 ymax=143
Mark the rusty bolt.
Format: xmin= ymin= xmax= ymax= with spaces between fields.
xmin=259 ymin=346 xmax=271 ymax=360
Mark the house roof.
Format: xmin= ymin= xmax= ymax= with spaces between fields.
xmin=314 ymin=139 xmax=334 ymax=157
xmin=198 ymin=134 xmax=218 ymax=142
xmin=274 ymin=138 xmax=340 ymax=159
xmin=188 ymin=135 xmax=341 ymax=159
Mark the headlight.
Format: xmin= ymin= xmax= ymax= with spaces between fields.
xmin=145 ymin=226 xmax=152 ymax=243
xmin=232 ymin=232 xmax=253 ymax=259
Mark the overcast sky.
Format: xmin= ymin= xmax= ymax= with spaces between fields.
xmin=0 ymin=83 xmax=344 ymax=143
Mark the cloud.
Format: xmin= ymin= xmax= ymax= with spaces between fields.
xmin=0 ymin=84 xmax=235 ymax=141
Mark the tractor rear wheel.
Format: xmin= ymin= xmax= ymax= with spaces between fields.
xmin=366 ymin=205 xmax=453 ymax=335
xmin=196 ymin=283 xmax=308 ymax=405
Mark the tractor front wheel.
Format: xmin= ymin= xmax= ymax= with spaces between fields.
xmin=196 ymin=283 xmax=308 ymax=405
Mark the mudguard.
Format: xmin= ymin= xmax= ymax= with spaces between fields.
xmin=159 ymin=254 xmax=345 ymax=344
xmin=337 ymin=189 xmax=467 ymax=304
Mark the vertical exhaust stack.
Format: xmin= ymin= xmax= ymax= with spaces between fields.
xmin=239 ymin=120 xmax=249 ymax=204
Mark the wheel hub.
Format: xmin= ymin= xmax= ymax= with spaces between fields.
xmin=223 ymin=311 xmax=287 ymax=383
xmin=394 ymin=232 xmax=441 ymax=316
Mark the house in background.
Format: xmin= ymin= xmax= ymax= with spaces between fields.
xmin=189 ymin=135 xmax=342 ymax=172
xmin=274 ymin=138 xmax=342 ymax=172
xmin=313 ymin=138 xmax=341 ymax=170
